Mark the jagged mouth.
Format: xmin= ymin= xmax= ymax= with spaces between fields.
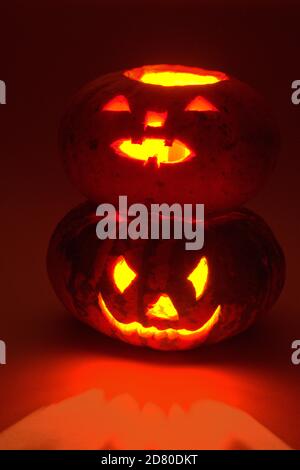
xmin=98 ymin=293 xmax=221 ymax=342
xmin=111 ymin=138 xmax=193 ymax=166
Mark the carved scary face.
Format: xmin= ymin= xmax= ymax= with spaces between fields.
xmin=60 ymin=64 xmax=279 ymax=214
xmin=98 ymin=249 xmax=221 ymax=349
xmin=47 ymin=203 xmax=285 ymax=350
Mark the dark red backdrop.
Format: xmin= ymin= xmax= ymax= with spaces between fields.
xmin=0 ymin=0 xmax=300 ymax=448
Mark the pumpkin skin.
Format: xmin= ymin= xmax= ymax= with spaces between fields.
xmin=47 ymin=203 xmax=285 ymax=351
xmin=59 ymin=64 xmax=279 ymax=214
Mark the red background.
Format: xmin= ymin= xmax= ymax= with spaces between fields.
xmin=0 ymin=0 xmax=300 ymax=448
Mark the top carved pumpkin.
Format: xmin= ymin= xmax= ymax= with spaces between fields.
xmin=60 ymin=64 xmax=279 ymax=213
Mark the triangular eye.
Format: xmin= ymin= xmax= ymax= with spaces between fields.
xmin=113 ymin=256 xmax=136 ymax=293
xmin=187 ymin=257 xmax=208 ymax=300
xmin=185 ymin=96 xmax=218 ymax=112
xmin=102 ymin=95 xmax=131 ymax=112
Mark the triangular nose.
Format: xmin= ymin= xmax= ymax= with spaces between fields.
xmin=146 ymin=294 xmax=179 ymax=321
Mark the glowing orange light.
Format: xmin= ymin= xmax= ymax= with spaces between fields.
xmin=111 ymin=138 xmax=192 ymax=165
xmin=98 ymin=293 xmax=221 ymax=341
xmin=124 ymin=65 xmax=227 ymax=87
xmin=144 ymin=111 xmax=167 ymax=128
xmin=187 ymin=257 xmax=208 ymax=300
xmin=102 ymin=95 xmax=131 ymax=112
xmin=140 ymin=72 xmax=220 ymax=87
xmin=146 ymin=294 xmax=179 ymax=321
xmin=185 ymin=96 xmax=218 ymax=112
xmin=113 ymin=256 xmax=136 ymax=293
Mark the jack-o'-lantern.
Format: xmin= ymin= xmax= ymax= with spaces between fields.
xmin=60 ymin=64 xmax=279 ymax=214
xmin=47 ymin=203 xmax=285 ymax=350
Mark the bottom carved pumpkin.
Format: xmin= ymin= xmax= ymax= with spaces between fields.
xmin=47 ymin=204 xmax=285 ymax=351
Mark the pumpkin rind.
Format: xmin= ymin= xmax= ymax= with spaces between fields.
xmin=47 ymin=203 xmax=285 ymax=351
xmin=59 ymin=64 xmax=279 ymax=214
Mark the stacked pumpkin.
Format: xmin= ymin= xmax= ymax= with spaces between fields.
xmin=48 ymin=64 xmax=285 ymax=351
